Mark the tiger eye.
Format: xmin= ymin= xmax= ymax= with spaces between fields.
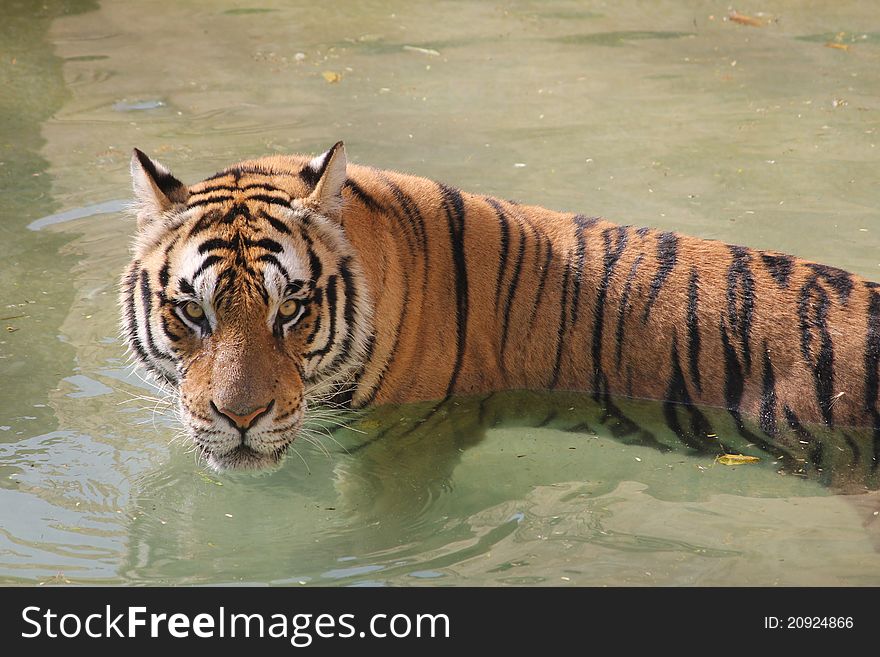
xmin=278 ymin=299 xmax=300 ymax=319
xmin=183 ymin=301 xmax=205 ymax=320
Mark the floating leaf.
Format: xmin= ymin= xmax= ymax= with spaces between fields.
xmin=716 ymin=453 xmax=761 ymax=466
xmin=825 ymin=42 xmax=850 ymax=51
xmin=728 ymin=12 xmax=764 ymax=27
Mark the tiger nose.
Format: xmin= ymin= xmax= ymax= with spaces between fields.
xmin=212 ymin=400 xmax=274 ymax=430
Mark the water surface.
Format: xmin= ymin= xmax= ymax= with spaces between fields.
xmin=2 ymin=0 xmax=880 ymax=586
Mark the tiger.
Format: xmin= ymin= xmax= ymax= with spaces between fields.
xmin=120 ymin=141 xmax=880 ymax=474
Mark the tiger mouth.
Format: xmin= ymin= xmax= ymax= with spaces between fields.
xmin=184 ymin=405 xmax=303 ymax=471
xmin=192 ymin=423 xmax=301 ymax=471
xmin=201 ymin=442 xmax=289 ymax=471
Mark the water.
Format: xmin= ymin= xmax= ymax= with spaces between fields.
xmin=2 ymin=0 xmax=880 ymax=586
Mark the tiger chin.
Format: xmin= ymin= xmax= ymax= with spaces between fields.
xmin=121 ymin=141 xmax=880 ymax=474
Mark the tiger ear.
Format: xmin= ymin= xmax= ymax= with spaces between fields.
xmin=304 ymin=141 xmax=347 ymax=216
xmin=130 ymin=148 xmax=188 ymax=228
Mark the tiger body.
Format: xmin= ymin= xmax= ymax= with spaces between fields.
xmin=122 ymin=143 xmax=880 ymax=470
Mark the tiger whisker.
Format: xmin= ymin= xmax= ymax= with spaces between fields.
xmin=289 ymin=445 xmax=311 ymax=474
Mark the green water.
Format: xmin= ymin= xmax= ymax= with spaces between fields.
xmin=2 ymin=0 xmax=880 ymax=586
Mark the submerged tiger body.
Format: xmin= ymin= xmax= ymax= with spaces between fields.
xmin=121 ymin=142 xmax=880 ymax=472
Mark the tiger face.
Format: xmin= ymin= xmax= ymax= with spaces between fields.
xmin=120 ymin=143 xmax=372 ymax=470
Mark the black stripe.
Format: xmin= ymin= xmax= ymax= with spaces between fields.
xmin=797 ymin=278 xmax=835 ymax=427
xmin=376 ymin=181 xmax=422 ymax=356
xmin=597 ymin=376 xmax=669 ymax=452
xmin=226 ymin=166 xmax=269 ymax=178
xmin=300 ymin=166 xmax=320 ymax=187
xmin=220 ymin=203 xmax=251 ymax=224
xmin=177 ymin=278 xmax=196 ymax=296
xmin=721 ymin=319 xmax=782 ymax=459
xmin=188 ymin=210 xmax=220 ymax=237
xmin=528 ymin=238 xmax=554 ymax=329
xmin=726 ymin=245 xmax=755 ymax=374
xmin=760 ymin=252 xmax=794 ymax=288
xmin=202 ymin=170 xmax=235 ymax=183
xmin=160 ymin=315 xmax=182 ymax=343
xmin=355 ymin=316 xmax=400 ymax=409
xmin=304 ymin=287 xmax=325 ymax=344
xmin=257 ymin=254 xmax=291 ymax=281
xmin=198 ymin=237 xmax=236 ymax=254
xmin=187 ymin=195 xmax=235 ymax=208
xmin=306 ymin=275 xmax=339 ymax=360
xmin=489 ymin=198 xmax=511 ymax=309
xmin=300 ymin=144 xmax=341 ymax=189
xmin=591 ymin=226 xmax=627 ymax=391
xmin=159 ymin=261 xmax=171 ymax=290
xmin=864 ymin=287 xmax=880 ymax=471
xmin=759 ymin=344 xmax=777 ymax=436
xmin=806 ymin=263 xmax=853 ymax=303
xmin=549 ymin=267 xmax=571 ymax=389
xmin=439 ymin=183 xmax=469 ymax=397
xmin=615 ymin=254 xmax=643 ymax=370
xmin=192 ymin=255 xmax=223 ymax=283
xmin=157 ymin=235 xmax=179 ymax=303
xmin=663 ymin=336 xmax=718 ymax=452
xmin=122 ymin=265 xmax=152 ymax=367
xmin=783 ymin=406 xmax=825 ymax=472
xmin=347 ymin=182 xmax=413 ymax=401
xmin=326 ymin=257 xmax=359 ymax=371
xmin=720 ymin=320 xmax=745 ymax=418
xmin=259 ymin=209 xmax=292 ymax=235
xmin=569 ymin=215 xmax=598 ymax=326
xmin=245 ymin=237 xmax=283 ymax=253
xmin=212 ymin=268 xmax=238 ymax=309
xmin=500 ymin=218 xmax=526 ymax=359
xmin=193 ymin=183 xmax=285 ymax=196
xmin=189 ymin=184 xmax=237 ymax=194
xmin=133 ymin=149 xmax=184 ymax=199
xmin=350 ymin=334 xmax=377 ymax=404
xmin=246 ymin=194 xmax=291 ymax=207
xmin=382 ymin=176 xmax=428 ymax=258
xmin=242 ymin=182 xmax=288 ymax=194
xmin=139 ymin=269 xmax=175 ymax=363
xmin=344 ymin=178 xmax=382 ymax=212
xmin=298 ymin=227 xmax=324 ymax=282
xmin=686 ymin=267 xmax=702 ymax=394
xmin=641 ymin=231 xmax=678 ymax=323
xmin=255 ymin=280 xmax=270 ymax=306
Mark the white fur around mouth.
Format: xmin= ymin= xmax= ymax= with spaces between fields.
xmin=191 ymin=419 xmax=303 ymax=472
xmin=203 ymin=443 xmax=287 ymax=471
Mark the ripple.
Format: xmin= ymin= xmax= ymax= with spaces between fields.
xmin=112 ymin=99 xmax=166 ymax=112
xmin=27 ymin=199 xmax=128 ymax=231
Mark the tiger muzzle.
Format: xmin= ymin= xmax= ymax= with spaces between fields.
xmin=212 ymin=400 xmax=275 ymax=433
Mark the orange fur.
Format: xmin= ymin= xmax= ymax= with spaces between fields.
xmin=121 ymin=144 xmax=880 ymax=470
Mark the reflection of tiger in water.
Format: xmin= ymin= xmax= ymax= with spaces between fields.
xmin=121 ymin=142 xmax=880 ymax=473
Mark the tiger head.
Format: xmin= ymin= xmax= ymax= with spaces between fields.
xmin=120 ymin=143 xmax=372 ymax=471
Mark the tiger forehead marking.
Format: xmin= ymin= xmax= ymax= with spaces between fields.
xmin=122 ymin=141 xmax=880 ymax=475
